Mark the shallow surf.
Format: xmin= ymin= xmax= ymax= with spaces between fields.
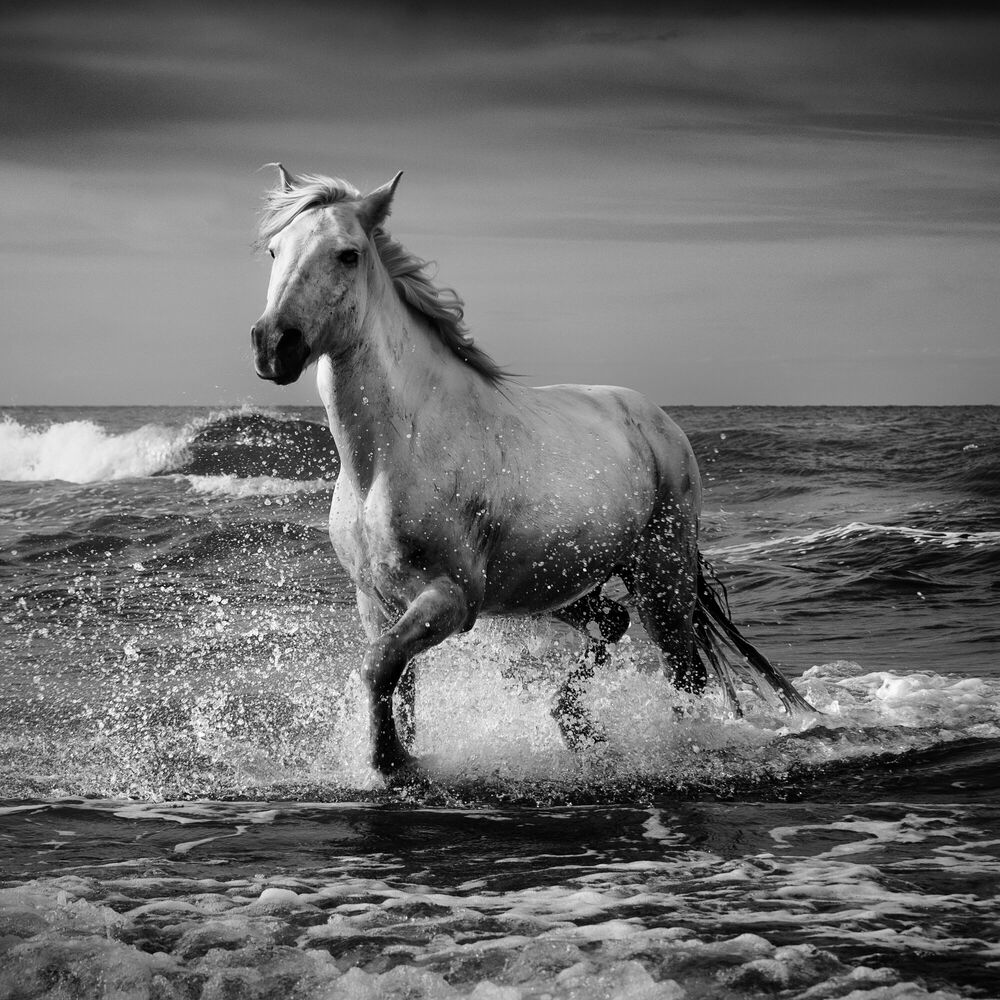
xmin=2 ymin=404 xmax=998 ymax=997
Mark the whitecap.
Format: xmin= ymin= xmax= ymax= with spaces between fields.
xmin=707 ymin=521 xmax=1000 ymax=560
xmin=0 ymin=416 xmax=188 ymax=483
xmin=183 ymin=473 xmax=331 ymax=497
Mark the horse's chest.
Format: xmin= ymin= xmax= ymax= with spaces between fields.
xmin=327 ymin=481 xmax=409 ymax=588
xmin=327 ymin=483 xmax=367 ymax=580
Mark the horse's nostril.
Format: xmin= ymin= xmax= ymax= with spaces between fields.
xmin=273 ymin=328 xmax=310 ymax=380
xmin=276 ymin=327 xmax=304 ymax=350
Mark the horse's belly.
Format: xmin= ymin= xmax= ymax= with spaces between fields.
xmin=480 ymin=520 xmax=639 ymax=615
xmin=481 ymin=574 xmax=602 ymax=616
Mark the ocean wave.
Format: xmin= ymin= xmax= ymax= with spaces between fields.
xmin=0 ymin=408 xmax=339 ymax=484
xmin=708 ymin=521 xmax=1000 ymax=560
xmin=149 ymin=518 xmax=331 ymax=570
xmin=176 ymin=407 xmax=339 ymax=480
xmin=183 ymin=474 xmax=331 ymax=498
xmin=0 ymin=416 xmax=188 ymax=483
xmin=705 ymin=520 xmax=1000 ymax=607
xmin=688 ymin=408 xmax=998 ymax=496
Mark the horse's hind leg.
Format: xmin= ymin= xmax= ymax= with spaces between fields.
xmin=552 ymin=590 xmax=630 ymax=750
xmin=623 ymin=504 xmax=707 ymax=694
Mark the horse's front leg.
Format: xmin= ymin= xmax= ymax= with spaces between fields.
xmin=357 ymin=591 xmax=416 ymax=749
xmin=361 ymin=578 xmax=468 ymax=775
xmin=395 ymin=661 xmax=416 ymax=749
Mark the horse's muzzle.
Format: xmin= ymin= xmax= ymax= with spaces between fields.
xmin=252 ymin=324 xmax=311 ymax=385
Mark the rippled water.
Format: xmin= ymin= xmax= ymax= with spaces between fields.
xmin=1 ymin=404 xmax=998 ymax=999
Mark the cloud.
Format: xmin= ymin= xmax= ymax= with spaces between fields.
xmin=1 ymin=1 xmax=997 ymax=404
xmin=3 ymin=3 xmax=997 ymax=243
xmin=3 ymin=4 xmax=999 ymax=141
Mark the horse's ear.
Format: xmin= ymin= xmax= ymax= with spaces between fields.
xmin=277 ymin=163 xmax=295 ymax=193
xmin=259 ymin=162 xmax=296 ymax=192
xmin=358 ymin=171 xmax=403 ymax=233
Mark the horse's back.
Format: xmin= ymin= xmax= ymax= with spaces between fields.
xmin=468 ymin=381 xmax=703 ymax=613
xmin=525 ymin=382 xmax=701 ymax=511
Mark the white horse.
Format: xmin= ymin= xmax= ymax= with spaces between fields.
xmin=251 ymin=166 xmax=812 ymax=775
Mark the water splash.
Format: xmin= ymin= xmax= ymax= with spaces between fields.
xmin=5 ymin=540 xmax=1000 ymax=805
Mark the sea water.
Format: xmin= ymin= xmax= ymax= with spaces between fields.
xmin=1 ymin=404 xmax=998 ymax=999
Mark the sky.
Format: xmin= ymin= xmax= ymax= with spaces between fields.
xmin=1 ymin=1 xmax=998 ymax=406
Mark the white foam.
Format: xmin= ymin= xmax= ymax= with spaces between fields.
xmin=184 ymin=473 xmax=330 ymax=497
xmin=642 ymin=809 xmax=681 ymax=844
xmin=798 ymin=661 xmax=1000 ymax=734
xmin=1 ymin=799 xmax=995 ymax=999
xmin=174 ymin=825 xmax=250 ymax=855
xmin=0 ymin=416 xmax=188 ymax=483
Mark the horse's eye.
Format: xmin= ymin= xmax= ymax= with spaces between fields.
xmin=339 ymin=249 xmax=360 ymax=267
xmin=268 ymin=248 xmax=275 ymax=259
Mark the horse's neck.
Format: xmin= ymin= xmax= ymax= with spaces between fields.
xmin=317 ymin=302 xmax=488 ymax=492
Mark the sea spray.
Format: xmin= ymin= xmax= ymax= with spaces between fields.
xmin=8 ymin=576 xmax=1000 ymax=803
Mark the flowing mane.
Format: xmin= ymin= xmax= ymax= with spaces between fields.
xmin=257 ymin=171 xmax=509 ymax=385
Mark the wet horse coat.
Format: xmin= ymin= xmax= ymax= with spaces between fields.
xmin=251 ymin=166 xmax=812 ymax=774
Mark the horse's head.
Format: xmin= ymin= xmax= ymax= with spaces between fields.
xmin=251 ymin=165 xmax=402 ymax=385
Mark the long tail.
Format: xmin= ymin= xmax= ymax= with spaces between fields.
xmin=692 ymin=555 xmax=815 ymax=717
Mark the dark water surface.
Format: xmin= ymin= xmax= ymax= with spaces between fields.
xmin=1 ymin=405 xmax=998 ymax=999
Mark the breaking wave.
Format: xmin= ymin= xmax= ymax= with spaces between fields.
xmin=0 ymin=408 xmax=339 ymax=484
xmin=0 ymin=417 xmax=187 ymax=483
xmin=708 ymin=521 xmax=1000 ymax=560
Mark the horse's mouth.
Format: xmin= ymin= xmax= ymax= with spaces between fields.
xmin=259 ymin=369 xmax=303 ymax=386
